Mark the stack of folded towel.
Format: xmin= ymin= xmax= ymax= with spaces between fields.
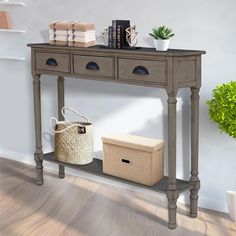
xmin=49 ymin=21 xmax=96 ymax=47
xmin=68 ymin=23 xmax=76 ymax=47
xmin=49 ymin=21 xmax=57 ymax=45
xmin=73 ymin=23 xmax=96 ymax=48
xmin=55 ymin=21 xmax=74 ymax=46
xmin=49 ymin=21 xmax=74 ymax=46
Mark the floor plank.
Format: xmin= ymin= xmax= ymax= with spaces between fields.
xmin=0 ymin=157 xmax=235 ymax=236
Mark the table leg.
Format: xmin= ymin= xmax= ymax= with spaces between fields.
xmin=33 ymin=75 xmax=43 ymax=185
xmin=190 ymin=87 xmax=200 ymax=217
xmin=58 ymin=76 xmax=65 ymax=179
xmin=167 ymin=92 xmax=179 ymax=229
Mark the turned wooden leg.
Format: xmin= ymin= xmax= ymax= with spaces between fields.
xmin=33 ymin=75 xmax=43 ymax=185
xmin=190 ymin=87 xmax=200 ymax=217
xmin=58 ymin=76 xmax=65 ymax=178
xmin=167 ymin=92 xmax=179 ymax=229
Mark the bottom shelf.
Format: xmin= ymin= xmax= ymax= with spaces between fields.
xmin=43 ymin=152 xmax=192 ymax=194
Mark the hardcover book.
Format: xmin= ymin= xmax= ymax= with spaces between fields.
xmin=108 ymin=26 xmax=113 ymax=48
xmin=117 ymin=25 xmax=124 ymax=49
xmin=112 ymin=20 xmax=130 ymax=48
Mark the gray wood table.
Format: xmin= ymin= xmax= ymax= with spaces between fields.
xmin=28 ymin=43 xmax=205 ymax=229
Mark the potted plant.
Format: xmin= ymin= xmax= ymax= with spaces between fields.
xmin=207 ymin=81 xmax=236 ymax=221
xmin=149 ymin=26 xmax=175 ymax=51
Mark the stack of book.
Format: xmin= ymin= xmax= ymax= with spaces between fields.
xmin=49 ymin=21 xmax=96 ymax=47
xmin=108 ymin=20 xmax=130 ymax=48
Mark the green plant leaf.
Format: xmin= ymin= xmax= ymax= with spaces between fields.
xmin=207 ymin=81 xmax=236 ymax=139
xmin=149 ymin=25 xmax=175 ymax=39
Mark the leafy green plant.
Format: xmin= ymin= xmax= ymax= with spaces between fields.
xmin=149 ymin=26 xmax=175 ymax=40
xmin=207 ymin=81 xmax=236 ymax=139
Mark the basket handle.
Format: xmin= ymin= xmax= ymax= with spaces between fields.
xmin=49 ymin=117 xmax=84 ymax=134
xmin=61 ymin=107 xmax=89 ymax=122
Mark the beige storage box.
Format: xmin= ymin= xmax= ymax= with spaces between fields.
xmin=102 ymin=134 xmax=164 ymax=186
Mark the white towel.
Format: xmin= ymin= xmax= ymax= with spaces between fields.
xmin=49 ymin=29 xmax=55 ymax=35
xmin=68 ymin=30 xmax=74 ymax=36
xmin=74 ymin=35 xmax=95 ymax=40
xmin=55 ymin=35 xmax=68 ymax=41
xmin=55 ymin=30 xmax=68 ymax=36
xmin=74 ymin=36 xmax=96 ymax=43
xmin=68 ymin=35 xmax=74 ymax=41
xmin=74 ymin=30 xmax=95 ymax=37
xmin=49 ymin=35 xmax=55 ymax=41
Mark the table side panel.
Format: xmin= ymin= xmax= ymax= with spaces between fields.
xmin=174 ymin=56 xmax=201 ymax=88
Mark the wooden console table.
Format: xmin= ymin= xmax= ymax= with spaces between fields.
xmin=28 ymin=43 xmax=205 ymax=229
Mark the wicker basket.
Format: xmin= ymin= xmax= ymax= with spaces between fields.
xmin=50 ymin=107 xmax=93 ymax=165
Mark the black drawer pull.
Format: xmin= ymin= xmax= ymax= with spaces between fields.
xmin=86 ymin=62 xmax=100 ymax=70
xmin=133 ymin=66 xmax=149 ymax=75
xmin=46 ymin=58 xmax=58 ymax=66
xmin=120 ymin=158 xmax=132 ymax=165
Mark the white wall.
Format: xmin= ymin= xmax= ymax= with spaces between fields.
xmin=1 ymin=0 xmax=236 ymax=213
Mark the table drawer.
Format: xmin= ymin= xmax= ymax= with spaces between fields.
xmin=118 ymin=58 xmax=166 ymax=84
xmin=35 ymin=52 xmax=70 ymax=73
xmin=73 ymin=55 xmax=114 ymax=78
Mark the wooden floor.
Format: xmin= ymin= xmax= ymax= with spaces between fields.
xmin=0 ymin=157 xmax=235 ymax=236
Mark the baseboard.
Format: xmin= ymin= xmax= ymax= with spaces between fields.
xmin=0 ymin=147 xmax=35 ymax=166
xmin=198 ymin=196 xmax=228 ymax=213
xmin=0 ymin=148 xmax=228 ymax=214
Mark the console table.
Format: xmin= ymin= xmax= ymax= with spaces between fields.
xmin=28 ymin=43 xmax=205 ymax=229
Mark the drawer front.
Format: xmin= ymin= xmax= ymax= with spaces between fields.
xmin=118 ymin=58 xmax=166 ymax=84
xmin=35 ymin=52 xmax=70 ymax=73
xmin=73 ymin=55 xmax=114 ymax=78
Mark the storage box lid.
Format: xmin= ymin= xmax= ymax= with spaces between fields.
xmin=102 ymin=134 xmax=164 ymax=152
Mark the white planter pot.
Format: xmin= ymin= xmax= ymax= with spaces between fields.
xmin=227 ymin=191 xmax=236 ymax=221
xmin=153 ymin=39 xmax=170 ymax=51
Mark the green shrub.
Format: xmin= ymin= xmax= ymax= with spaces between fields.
xmin=207 ymin=81 xmax=236 ymax=139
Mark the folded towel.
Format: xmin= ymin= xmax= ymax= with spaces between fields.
xmin=55 ymin=35 xmax=68 ymax=41
xmin=68 ymin=30 xmax=74 ymax=36
xmin=73 ymin=22 xmax=95 ymax=32
xmin=74 ymin=30 xmax=95 ymax=37
xmin=55 ymin=21 xmax=74 ymax=30
xmin=68 ymin=35 xmax=74 ymax=41
xmin=49 ymin=21 xmax=96 ymax=46
xmin=55 ymin=30 xmax=68 ymax=36
xmin=49 ymin=20 xmax=59 ymax=29
xmin=49 ymin=40 xmax=55 ymax=45
xmin=54 ymin=40 xmax=68 ymax=46
xmin=74 ymin=35 xmax=96 ymax=39
xmin=68 ymin=41 xmax=74 ymax=47
xmin=49 ymin=35 xmax=55 ymax=41
xmin=49 ymin=29 xmax=55 ymax=35
xmin=74 ymin=40 xmax=96 ymax=48
xmin=68 ymin=22 xmax=78 ymax=30
xmin=74 ymin=36 xmax=96 ymax=43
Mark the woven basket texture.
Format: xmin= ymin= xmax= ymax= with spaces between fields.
xmin=55 ymin=122 xmax=93 ymax=165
